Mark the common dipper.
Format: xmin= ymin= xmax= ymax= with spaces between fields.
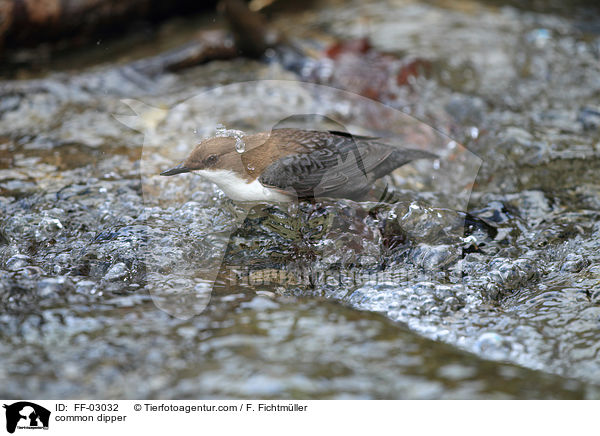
xmin=160 ymin=128 xmax=436 ymax=202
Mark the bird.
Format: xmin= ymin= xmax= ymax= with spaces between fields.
xmin=160 ymin=128 xmax=436 ymax=202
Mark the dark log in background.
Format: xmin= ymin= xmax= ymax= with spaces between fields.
xmin=0 ymin=0 xmax=217 ymax=52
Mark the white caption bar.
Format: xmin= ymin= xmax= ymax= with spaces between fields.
xmin=0 ymin=400 xmax=597 ymax=435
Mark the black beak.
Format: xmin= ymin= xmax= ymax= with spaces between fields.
xmin=160 ymin=163 xmax=191 ymax=176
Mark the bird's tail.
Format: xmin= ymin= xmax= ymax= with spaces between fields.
xmin=396 ymin=147 xmax=438 ymax=162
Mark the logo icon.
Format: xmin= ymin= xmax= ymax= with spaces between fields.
xmin=3 ymin=402 xmax=50 ymax=434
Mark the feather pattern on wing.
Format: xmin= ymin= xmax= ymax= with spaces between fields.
xmin=257 ymin=129 xmax=435 ymax=199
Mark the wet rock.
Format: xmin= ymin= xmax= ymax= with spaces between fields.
xmin=103 ymin=262 xmax=129 ymax=282
xmin=488 ymin=257 xmax=539 ymax=293
xmin=505 ymin=190 xmax=552 ymax=225
xmin=5 ymin=254 xmax=30 ymax=271
xmin=444 ymin=94 xmax=486 ymax=125
xmin=0 ymin=94 xmax=22 ymax=115
xmin=0 ymin=228 xmax=9 ymax=245
xmin=497 ymin=127 xmax=547 ymax=164
xmin=75 ymin=280 xmax=96 ymax=294
xmin=471 ymin=201 xmax=514 ymax=225
xmin=37 ymin=277 xmax=73 ymax=297
xmin=15 ymin=266 xmax=44 ymax=279
xmin=35 ymin=215 xmax=64 ymax=241
xmin=409 ymin=244 xmax=459 ymax=271
xmin=578 ymin=107 xmax=600 ymax=130
xmin=559 ymin=253 xmax=587 ymax=274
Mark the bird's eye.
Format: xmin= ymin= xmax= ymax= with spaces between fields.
xmin=205 ymin=154 xmax=218 ymax=166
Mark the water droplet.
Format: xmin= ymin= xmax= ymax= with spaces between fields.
xmin=235 ymin=137 xmax=246 ymax=153
xmin=214 ymin=124 xmax=247 ymax=153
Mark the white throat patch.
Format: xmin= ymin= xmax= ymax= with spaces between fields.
xmin=195 ymin=169 xmax=291 ymax=202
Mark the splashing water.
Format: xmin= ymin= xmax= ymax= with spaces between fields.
xmin=215 ymin=124 xmax=247 ymax=153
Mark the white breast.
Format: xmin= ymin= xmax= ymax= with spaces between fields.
xmin=195 ymin=169 xmax=292 ymax=202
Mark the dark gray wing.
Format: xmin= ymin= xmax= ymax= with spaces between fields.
xmin=259 ymin=134 xmax=435 ymax=199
